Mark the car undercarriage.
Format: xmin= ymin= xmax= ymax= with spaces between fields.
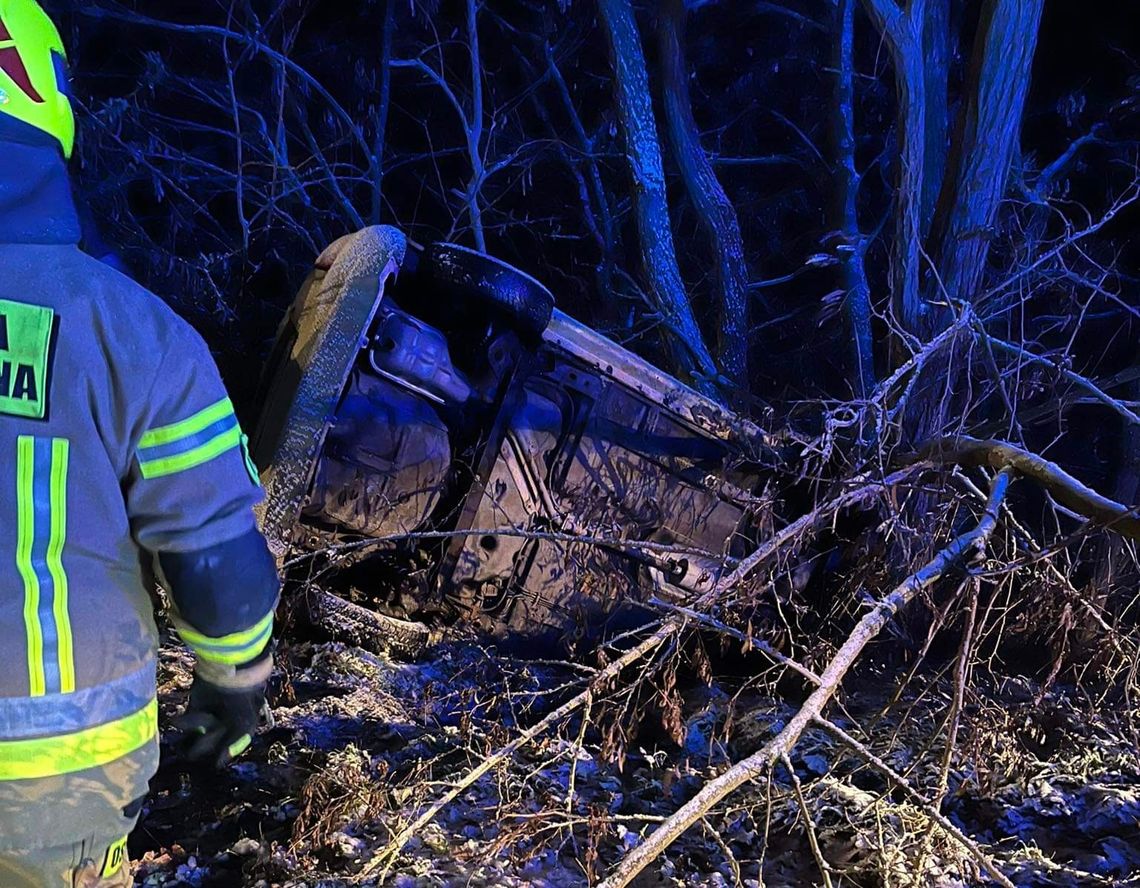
xmin=251 ymin=227 xmax=771 ymax=646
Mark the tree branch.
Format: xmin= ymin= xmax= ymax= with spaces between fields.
xmin=597 ymin=0 xmax=721 ymax=392
xmin=923 ymin=437 xmax=1140 ymax=539
xmin=978 ymin=330 xmax=1140 ymax=427
xmin=360 ymin=621 xmax=681 ymax=880
xmin=597 ymin=468 xmax=1015 ymax=888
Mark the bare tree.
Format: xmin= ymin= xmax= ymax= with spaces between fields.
xmin=832 ymin=0 xmax=876 ymax=399
xmin=392 ymin=0 xmax=491 ymax=251
xmin=596 ymin=0 xmax=721 ymax=393
xmin=862 ymin=0 xmax=1045 ymax=340
xmin=657 ymin=0 xmax=750 ymax=394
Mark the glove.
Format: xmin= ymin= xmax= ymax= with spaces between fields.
xmin=177 ymin=648 xmax=272 ymax=768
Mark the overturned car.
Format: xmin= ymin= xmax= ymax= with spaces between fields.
xmin=251 ymin=227 xmax=769 ymax=646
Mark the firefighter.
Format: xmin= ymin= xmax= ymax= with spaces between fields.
xmin=0 ymin=2 xmax=280 ymax=884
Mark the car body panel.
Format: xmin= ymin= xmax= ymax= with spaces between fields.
xmin=252 ymin=227 xmax=766 ymax=643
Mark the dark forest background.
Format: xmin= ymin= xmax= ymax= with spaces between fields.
xmin=35 ymin=4 xmax=1140 ymax=882
xmin=47 ymin=1 xmax=1138 ymax=434
xmin=45 ymin=0 xmax=1140 ymax=658
xmin=44 ymin=0 xmax=1140 ymax=610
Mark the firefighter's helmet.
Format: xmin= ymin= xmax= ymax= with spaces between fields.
xmin=0 ymin=0 xmax=74 ymax=158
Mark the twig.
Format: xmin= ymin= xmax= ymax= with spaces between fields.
xmin=874 ymin=301 xmax=972 ymax=409
xmin=596 ymin=469 xmax=1015 ymax=888
xmin=648 ymin=596 xmax=823 ymax=686
xmin=702 ymin=463 xmax=930 ymax=607
xmin=979 ymin=330 xmax=1140 ymax=426
xmin=358 ymin=621 xmax=680 ymax=881
xmin=940 ymin=576 xmax=977 ymax=802
xmin=701 ymin=816 xmax=745 ymax=888
xmin=918 ymin=575 xmax=979 ymax=875
xmin=76 ymin=6 xmax=376 ymax=167
xmin=283 ymin=527 xmax=734 ymax=570
xmin=817 ymin=719 xmax=1016 ymax=888
xmin=781 ymin=753 xmax=834 ymax=888
xmin=981 ymin=178 xmax=1140 ymax=304
xmin=566 ymin=691 xmax=592 ymax=819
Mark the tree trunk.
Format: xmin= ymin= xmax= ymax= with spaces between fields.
xmin=860 ymin=0 xmax=926 ymax=339
xmin=369 ymin=0 xmax=395 ymax=224
xmin=657 ymin=0 xmax=749 ymax=394
xmin=596 ymin=0 xmax=720 ymax=392
xmin=905 ymin=0 xmax=1043 ymax=442
xmin=465 ymin=0 xmax=487 ymax=252
xmin=833 ymin=0 xmax=876 ymax=399
xmin=930 ymin=0 xmax=1044 ymax=307
xmin=920 ymin=0 xmax=950 ymax=237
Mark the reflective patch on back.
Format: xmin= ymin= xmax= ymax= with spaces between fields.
xmin=99 ymin=835 xmax=128 ymax=879
xmin=15 ymin=435 xmax=74 ymax=696
xmin=0 ymin=299 xmax=55 ymax=420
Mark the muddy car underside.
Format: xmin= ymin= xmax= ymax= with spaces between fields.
xmin=250 ymin=226 xmax=769 ymax=644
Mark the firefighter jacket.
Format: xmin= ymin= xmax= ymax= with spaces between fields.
xmin=0 ymin=136 xmax=279 ymax=845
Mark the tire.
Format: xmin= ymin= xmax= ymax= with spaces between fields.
xmin=251 ymin=226 xmax=408 ymax=559
xmin=420 ymin=242 xmax=555 ymax=339
xmin=308 ymin=588 xmax=431 ymax=660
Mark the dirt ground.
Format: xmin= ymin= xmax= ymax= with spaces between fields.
xmin=128 ymin=630 xmax=1140 ymax=888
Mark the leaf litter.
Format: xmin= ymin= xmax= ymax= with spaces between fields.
xmin=132 ymin=629 xmax=1140 ymax=887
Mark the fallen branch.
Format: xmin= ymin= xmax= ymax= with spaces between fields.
xmin=782 ymin=751 xmax=834 ymax=888
xmin=283 ymin=526 xmax=735 ymax=570
xmin=924 ymin=437 xmax=1140 ymax=539
xmin=352 ymin=466 xmax=928 ymax=879
xmin=705 ymin=463 xmax=930 ymax=606
xmin=597 ymin=468 xmax=1015 ymax=888
xmin=956 ymin=471 xmax=1134 ymax=655
xmin=648 ymin=596 xmax=823 ymax=686
xmin=358 ymin=621 xmax=680 ymax=881
xmin=817 ymin=718 xmax=1016 ymax=888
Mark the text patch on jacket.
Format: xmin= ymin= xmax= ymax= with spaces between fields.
xmin=0 ymin=298 xmax=55 ymax=419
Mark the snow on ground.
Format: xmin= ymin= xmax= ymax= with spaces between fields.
xmin=132 ymin=634 xmax=1140 ymax=887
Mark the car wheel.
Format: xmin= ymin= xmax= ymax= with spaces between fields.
xmin=419 ymin=242 xmax=555 ymax=339
xmin=251 ymin=226 xmax=408 ymax=559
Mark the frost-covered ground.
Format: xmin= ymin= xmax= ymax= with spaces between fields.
xmin=131 ymin=634 xmax=1140 ymax=887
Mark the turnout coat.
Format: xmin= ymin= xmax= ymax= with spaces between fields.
xmin=0 ymin=137 xmax=278 ymax=846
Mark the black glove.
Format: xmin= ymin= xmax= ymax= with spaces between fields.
xmin=177 ymin=651 xmax=271 ymax=768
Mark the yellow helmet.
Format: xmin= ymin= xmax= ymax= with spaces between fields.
xmin=0 ymin=0 xmax=74 ymax=158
